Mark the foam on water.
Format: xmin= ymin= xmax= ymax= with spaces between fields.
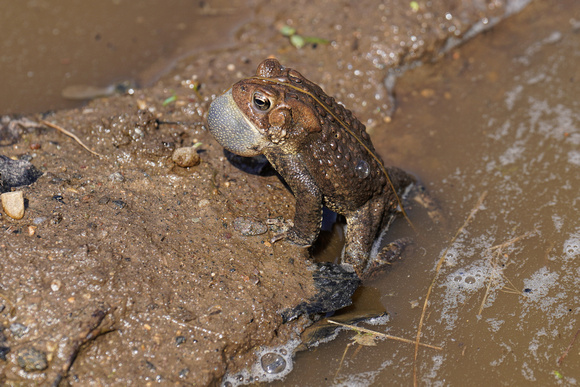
xmin=563 ymin=229 xmax=580 ymax=262
xmin=438 ymin=260 xmax=496 ymax=329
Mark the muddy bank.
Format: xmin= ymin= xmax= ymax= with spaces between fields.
xmin=1 ymin=1 xmax=529 ymax=385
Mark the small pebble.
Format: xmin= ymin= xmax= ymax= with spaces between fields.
xmin=51 ymin=280 xmax=62 ymax=291
xmin=1 ymin=191 xmax=25 ymax=220
xmin=33 ymin=217 xmax=47 ymax=225
xmin=145 ymin=360 xmax=156 ymax=371
xmin=9 ymin=323 xmax=28 ymax=338
xmin=172 ymin=147 xmax=200 ymax=168
xmin=17 ymin=347 xmax=48 ymax=372
xmin=51 ymin=212 xmax=63 ymax=224
xmin=233 ymin=217 xmax=267 ymax=236
xmin=112 ymin=200 xmax=126 ymax=209
xmin=98 ymin=196 xmax=110 ymax=205
xmin=175 ymin=336 xmax=186 ymax=347
xmin=109 ymin=172 xmax=125 ymax=182
xmin=52 ymin=194 xmax=65 ymax=204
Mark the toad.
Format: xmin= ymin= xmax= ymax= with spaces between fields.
xmin=208 ymin=58 xmax=416 ymax=279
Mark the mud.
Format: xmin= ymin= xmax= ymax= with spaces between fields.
xmin=1 ymin=1 xmax=531 ymax=385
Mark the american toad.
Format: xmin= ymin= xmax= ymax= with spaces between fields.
xmin=208 ymin=58 xmax=415 ymax=278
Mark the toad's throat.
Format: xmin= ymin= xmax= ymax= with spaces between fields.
xmin=207 ymin=89 xmax=268 ymax=157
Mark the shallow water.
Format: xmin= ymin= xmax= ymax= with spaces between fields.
xmin=0 ymin=1 xmax=249 ymax=114
xmin=278 ymin=1 xmax=580 ymax=385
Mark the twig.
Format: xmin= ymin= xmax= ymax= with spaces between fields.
xmin=334 ymin=341 xmax=355 ymax=379
xmin=327 ymin=320 xmax=442 ymax=350
xmin=413 ymin=191 xmax=487 ymax=387
xmin=489 ymin=230 xmax=536 ymax=251
xmin=557 ymin=328 xmax=580 ymax=365
xmin=41 ymin=120 xmax=103 ymax=157
xmin=478 ymin=230 xmax=536 ymax=315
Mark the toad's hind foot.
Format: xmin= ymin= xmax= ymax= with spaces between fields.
xmin=363 ymin=237 xmax=412 ymax=280
xmin=268 ymin=219 xmax=314 ymax=247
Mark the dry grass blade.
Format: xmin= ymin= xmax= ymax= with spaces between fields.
xmin=557 ymin=328 xmax=580 ymax=365
xmin=41 ymin=120 xmax=103 ymax=157
xmin=334 ymin=341 xmax=354 ymax=379
xmin=478 ymin=230 xmax=536 ymax=316
xmin=412 ymin=191 xmax=487 ymax=387
xmin=327 ymin=320 xmax=442 ymax=350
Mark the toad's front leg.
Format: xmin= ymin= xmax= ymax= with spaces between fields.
xmin=264 ymin=150 xmax=323 ymax=247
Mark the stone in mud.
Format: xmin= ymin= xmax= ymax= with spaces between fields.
xmin=281 ymin=262 xmax=361 ymax=322
xmin=1 ymin=191 xmax=25 ymax=220
xmin=0 ymin=155 xmax=43 ymax=193
xmin=233 ymin=217 xmax=268 ymax=236
xmin=172 ymin=146 xmax=200 ymax=167
xmin=108 ymin=171 xmax=125 ymax=182
xmin=9 ymin=323 xmax=29 ymax=338
xmin=16 ymin=347 xmax=48 ymax=372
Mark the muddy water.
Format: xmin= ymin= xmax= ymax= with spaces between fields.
xmin=0 ymin=0 xmax=249 ymax=114
xmin=279 ymin=1 xmax=580 ymax=386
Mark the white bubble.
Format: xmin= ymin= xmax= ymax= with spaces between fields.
xmin=221 ymin=339 xmax=300 ymax=386
xmin=563 ymin=230 xmax=580 ymax=262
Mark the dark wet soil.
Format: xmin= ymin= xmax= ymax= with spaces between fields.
xmin=1 ymin=0 xmax=532 ymax=385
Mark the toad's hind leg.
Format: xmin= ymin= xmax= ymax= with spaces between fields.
xmin=341 ymin=196 xmax=387 ymax=277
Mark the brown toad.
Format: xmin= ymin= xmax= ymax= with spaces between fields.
xmin=208 ymin=58 xmax=415 ymax=278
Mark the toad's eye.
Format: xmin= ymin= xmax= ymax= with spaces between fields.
xmin=252 ymin=92 xmax=271 ymax=111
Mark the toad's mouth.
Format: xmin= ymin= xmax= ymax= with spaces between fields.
xmin=208 ymin=89 xmax=268 ymax=157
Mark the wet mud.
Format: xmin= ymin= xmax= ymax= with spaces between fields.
xmin=0 ymin=0 xmax=539 ymax=385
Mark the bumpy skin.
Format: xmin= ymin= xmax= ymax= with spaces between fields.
xmin=208 ymin=59 xmax=414 ymax=277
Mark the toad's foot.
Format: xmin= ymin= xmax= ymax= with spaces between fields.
xmin=267 ymin=218 xmax=313 ymax=247
xmin=362 ymin=237 xmax=412 ymax=280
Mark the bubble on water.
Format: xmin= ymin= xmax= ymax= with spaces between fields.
xmin=445 ymin=265 xmax=487 ymax=292
xmin=260 ymin=352 xmax=286 ymax=374
xmin=439 ymin=262 xmax=492 ymax=329
xmin=522 ymin=267 xmax=559 ymax=304
xmin=563 ymin=230 xmax=580 ymax=262
xmin=441 ymin=246 xmax=461 ymax=267
xmin=221 ymin=339 xmax=300 ymax=386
